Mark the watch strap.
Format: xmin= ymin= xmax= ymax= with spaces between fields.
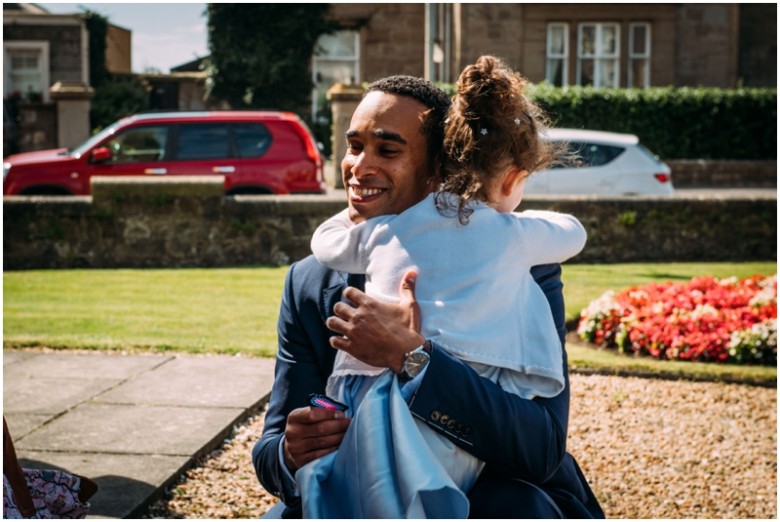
xmin=400 ymin=340 xmax=432 ymax=381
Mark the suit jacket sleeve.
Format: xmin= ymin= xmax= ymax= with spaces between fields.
xmin=251 ymin=259 xmax=341 ymax=510
xmin=408 ymin=262 xmax=570 ymax=484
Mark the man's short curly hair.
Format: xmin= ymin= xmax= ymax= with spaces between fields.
xmin=366 ymin=76 xmax=452 ymax=179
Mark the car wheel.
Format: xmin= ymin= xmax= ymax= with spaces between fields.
xmin=19 ymin=186 xmax=73 ymax=196
xmin=228 ymin=187 xmax=274 ymax=195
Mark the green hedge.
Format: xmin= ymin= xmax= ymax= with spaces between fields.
xmin=437 ymin=83 xmax=776 ymax=160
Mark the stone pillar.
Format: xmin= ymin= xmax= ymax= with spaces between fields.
xmin=327 ymin=83 xmax=364 ymax=189
xmin=50 ymin=81 xmax=95 ymax=150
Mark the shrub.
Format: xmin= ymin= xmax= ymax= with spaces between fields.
xmin=437 ymin=82 xmax=776 ymax=160
xmin=90 ymin=76 xmax=150 ymax=132
xmin=577 ymin=274 xmax=777 ymax=365
xmin=528 ymin=84 xmax=777 ymax=160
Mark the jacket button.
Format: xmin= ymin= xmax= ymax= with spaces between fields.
xmin=430 ymin=410 xmax=441 ymax=421
xmin=447 ymin=419 xmax=456 ymax=429
xmin=440 ymin=414 xmax=450 ymax=425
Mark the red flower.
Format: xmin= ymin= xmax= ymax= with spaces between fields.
xmin=578 ymin=274 xmax=777 ymax=365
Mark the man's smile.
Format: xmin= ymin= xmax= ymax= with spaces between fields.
xmin=349 ymin=185 xmax=387 ymax=201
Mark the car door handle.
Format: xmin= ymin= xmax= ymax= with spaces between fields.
xmin=144 ymin=168 xmax=167 ymax=175
xmin=213 ymin=166 xmax=236 ymax=173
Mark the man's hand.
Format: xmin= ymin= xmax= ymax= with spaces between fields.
xmin=283 ymin=406 xmax=351 ymax=474
xmin=326 ymin=270 xmax=425 ymax=373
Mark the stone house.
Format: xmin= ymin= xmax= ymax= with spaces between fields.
xmin=4 ymin=3 xmax=775 ymax=155
xmin=140 ymin=57 xmax=225 ymax=113
xmin=311 ymin=3 xmax=776 ymax=120
xmin=2 ymin=3 xmax=130 ymax=154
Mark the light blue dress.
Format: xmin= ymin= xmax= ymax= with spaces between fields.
xmin=295 ymin=370 xmax=470 ymax=518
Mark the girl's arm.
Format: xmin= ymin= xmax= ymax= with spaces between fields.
xmin=513 ymin=210 xmax=587 ymax=266
xmin=310 ymin=208 xmax=372 ymax=274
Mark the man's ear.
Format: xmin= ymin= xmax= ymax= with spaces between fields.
xmin=501 ymin=167 xmax=529 ymax=196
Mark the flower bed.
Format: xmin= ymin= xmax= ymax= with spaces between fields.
xmin=577 ymin=274 xmax=777 ymax=365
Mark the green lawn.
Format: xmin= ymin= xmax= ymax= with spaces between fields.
xmin=4 ymin=262 xmax=776 ymax=381
xmin=3 ymin=267 xmax=288 ymax=357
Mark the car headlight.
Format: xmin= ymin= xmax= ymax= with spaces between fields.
xmin=3 ymin=162 xmax=10 ymax=180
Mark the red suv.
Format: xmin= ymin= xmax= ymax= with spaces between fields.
xmin=3 ymin=111 xmax=325 ymax=195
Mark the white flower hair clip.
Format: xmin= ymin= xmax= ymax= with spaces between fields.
xmin=514 ymin=118 xmax=522 ymax=125
xmin=480 ymin=128 xmax=488 ymax=136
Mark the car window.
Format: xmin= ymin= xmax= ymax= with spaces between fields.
xmin=636 ymin=143 xmax=665 ymax=165
xmin=73 ymin=124 xmax=117 ymax=156
xmin=233 ymin=123 xmax=272 ymax=159
xmin=176 ymin=124 xmax=230 ymax=160
xmin=106 ymin=126 xmax=169 ymax=163
xmin=567 ymin=141 xmax=624 ymax=168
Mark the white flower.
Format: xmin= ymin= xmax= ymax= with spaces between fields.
xmin=750 ymin=274 xmax=777 ymax=308
xmin=728 ymin=318 xmax=777 ymax=361
xmin=690 ymin=303 xmax=719 ymax=320
xmin=480 ymin=128 xmax=488 ymax=135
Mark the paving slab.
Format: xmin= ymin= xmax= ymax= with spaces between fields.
xmin=2 ymin=350 xmax=40 ymax=366
xmin=97 ymin=356 xmax=275 ymax=408
xmin=3 ymin=376 xmax=119 ymax=414
xmin=17 ymin=450 xmax=190 ymax=519
xmin=17 ymin=403 xmax=246 ymax=455
xmin=4 ymin=352 xmax=171 ymax=380
xmin=3 ymin=412 xmax=52 ymax=438
xmin=2 ymin=350 xmax=276 ymax=519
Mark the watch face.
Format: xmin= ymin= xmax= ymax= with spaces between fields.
xmin=404 ymin=351 xmax=430 ymax=378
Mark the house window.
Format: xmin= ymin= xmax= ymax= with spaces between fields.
xmin=3 ymin=41 xmax=50 ymax=102
xmin=577 ymin=23 xmax=619 ymax=88
xmin=546 ymin=23 xmax=569 ymax=86
xmin=628 ymin=23 xmax=651 ymax=88
xmin=312 ymin=30 xmax=360 ymax=122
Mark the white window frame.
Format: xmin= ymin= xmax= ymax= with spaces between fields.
xmin=311 ymin=30 xmax=360 ymax=122
xmin=628 ymin=23 xmax=651 ymax=88
xmin=3 ymin=40 xmax=50 ymax=102
xmin=576 ymin=23 xmax=620 ymax=88
xmin=545 ymin=23 xmax=569 ymax=86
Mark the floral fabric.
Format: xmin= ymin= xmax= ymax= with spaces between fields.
xmin=3 ymin=469 xmax=90 ymax=519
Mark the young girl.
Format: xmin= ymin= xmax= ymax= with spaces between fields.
xmin=298 ymin=55 xmax=586 ymax=518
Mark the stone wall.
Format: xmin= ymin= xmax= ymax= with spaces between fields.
xmin=675 ymin=4 xmax=740 ymax=88
xmin=668 ymin=160 xmax=776 ymax=188
xmin=738 ymin=4 xmax=778 ymax=87
xmin=16 ymin=102 xmax=57 ymax=152
xmin=3 ymin=177 xmax=776 ymax=270
xmin=326 ymin=4 xmax=764 ymax=88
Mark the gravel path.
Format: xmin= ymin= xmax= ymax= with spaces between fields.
xmin=144 ymin=374 xmax=776 ymax=519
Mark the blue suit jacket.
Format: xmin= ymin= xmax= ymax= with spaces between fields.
xmin=252 ymin=255 xmax=603 ymax=518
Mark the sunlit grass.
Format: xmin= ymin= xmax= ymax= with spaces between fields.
xmin=4 ymin=261 xmax=776 ymax=383
xmin=567 ymin=339 xmax=775 ymax=386
xmin=3 ymin=267 xmax=287 ymax=357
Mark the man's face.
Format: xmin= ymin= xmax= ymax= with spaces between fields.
xmin=341 ymin=91 xmax=434 ymax=222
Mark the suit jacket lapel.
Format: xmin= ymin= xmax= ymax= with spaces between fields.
xmin=319 ymin=272 xmax=366 ymax=324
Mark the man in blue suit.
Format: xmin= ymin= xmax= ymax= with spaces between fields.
xmin=252 ymin=75 xmax=603 ymax=518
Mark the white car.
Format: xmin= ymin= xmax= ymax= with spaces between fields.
xmin=525 ymin=128 xmax=674 ymax=196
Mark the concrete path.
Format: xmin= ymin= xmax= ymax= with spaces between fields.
xmin=3 ymin=349 xmax=276 ymax=519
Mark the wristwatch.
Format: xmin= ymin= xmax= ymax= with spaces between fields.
xmin=400 ymin=340 xmax=432 ymax=381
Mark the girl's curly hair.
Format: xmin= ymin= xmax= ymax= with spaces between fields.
xmin=440 ymin=55 xmax=563 ymax=222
